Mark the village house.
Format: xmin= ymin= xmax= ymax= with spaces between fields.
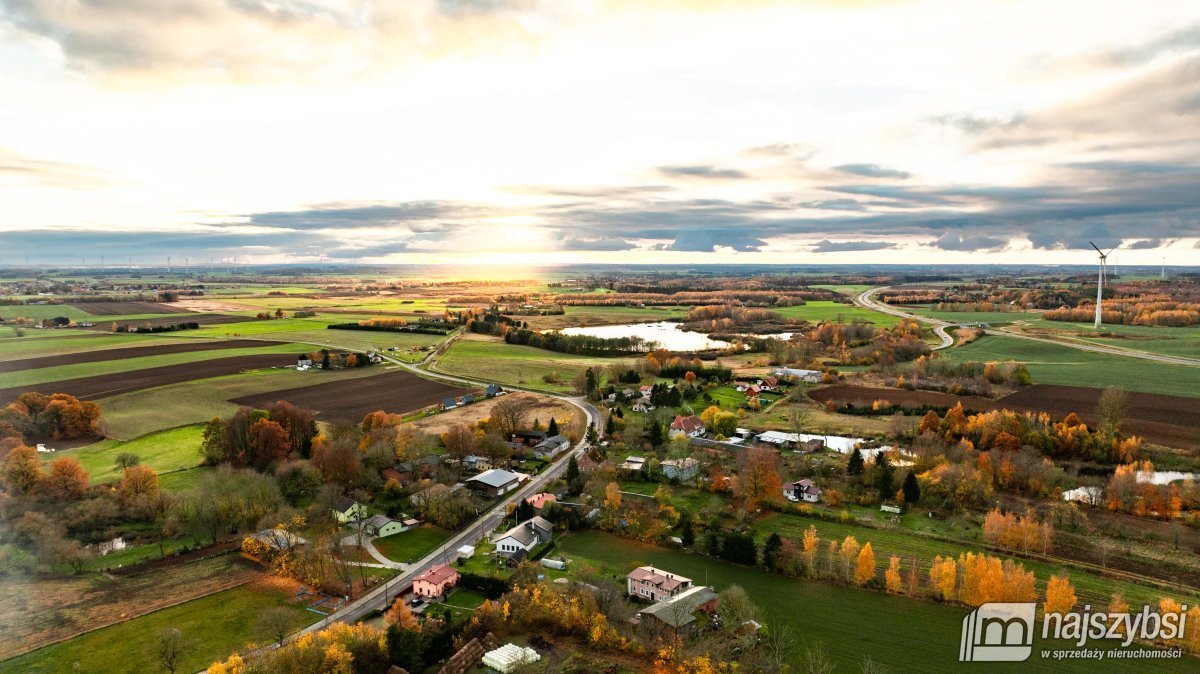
xmin=626 ymin=566 xmax=694 ymax=602
xmin=635 ymin=585 xmax=721 ymax=636
xmin=440 ymin=397 xmax=457 ymax=411
xmin=631 ymin=397 xmax=655 ymax=413
xmin=360 ymin=514 xmax=411 ymax=538
xmin=466 ymin=468 xmax=525 ymax=497
xmin=511 ymin=430 xmax=548 ymax=447
xmin=533 ymin=434 xmax=571 ymax=460
xmin=660 ymin=457 xmax=700 ymax=481
xmin=669 ymin=415 xmax=705 ymax=439
xmin=485 ymin=383 xmax=506 ymax=398
xmin=462 ymin=454 xmax=493 ymax=472
xmin=493 ymin=516 xmax=554 ymax=558
xmin=786 ymin=478 xmax=822 ymax=503
xmin=382 ymin=454 xmax=442 ymax=485
xmin=331 ymin=496 xmax=369 ymax=524
xmin=412 ymin=563 xmax=460 ymax=598
xmin=458 ymin=393 xmax=477 ymax=406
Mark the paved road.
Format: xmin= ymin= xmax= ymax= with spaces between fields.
xmin=855 ymin=287 xmax=954 ymax=350
xmin=854 ymin=286 xmax=1200 ymax=367
xmin=288 ymin=348 xmax=602 ymax=640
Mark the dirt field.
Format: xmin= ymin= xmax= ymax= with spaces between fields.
xmin=72 ymin=302 xmax=190 ymax=316
xmin=0 ymin=552 xmax=261 ymax=659
xmin=102 ymin=313 xmax=255 ymax=329
xmin=999 ymin=385 xmax=1200 ymax=450
xmin=809 ymin=384 xmax=1200 ymax=450
xmin=407 ymin=391 xmax=584 ymax=436
xmin=0 ymin=354 xmax=297 ymax=404
xmin=230 ymin=369 xmax=470 ymax=422
xmin=0 ymin=339 xmax=287 ymax=373
xmin=173 ymin=298 xmax=254 ymax=313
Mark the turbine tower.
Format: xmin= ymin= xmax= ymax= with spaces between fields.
xmin=1089 ymin=241 xmax=1117 ymax=329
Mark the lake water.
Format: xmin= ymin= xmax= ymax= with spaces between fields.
xmin=559 ymin=321 xmax=726 ymax=351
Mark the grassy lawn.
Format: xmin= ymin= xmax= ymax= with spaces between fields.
xmin=900 ymin=304 xmax=1043 ymax=326
xmin=559 ymin=531 xmax=1193 ymax=673
xmin=4 ymin=341 xmax=308 ymax=388
xmin=774 ymin=301 xmax=900 ymax=326
xmin=98 ymin=366 xmax=381 ymax=439
xmin=0 ymin=581 xmax=318 ymax=674
xmin=937 ymin=334 xmax=1200 ymax=398
xmin=435 ymin=336 xmax=633 ymax=393
xmin=521 ymin=305 xmax=690 ymax=330
xmin=158 ymin=466 xmax=213 ymax=493
xmin=182 ymin=317 xmax=449 ymax=359
xmin=372 ymin=525 xmax=455 ymax=563
xmin=809 ymin=284 xmax=873 ymax=296
xmin=56 ymin=425 xmax=204 ymax=483
xmin=440 ymin=587 xmax=488 ymax=621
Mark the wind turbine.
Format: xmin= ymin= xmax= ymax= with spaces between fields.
xmin=1089 ymin=241 xmax=1117 ymax=329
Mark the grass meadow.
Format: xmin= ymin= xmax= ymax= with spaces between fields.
xmin=434 ymin=336 xmax=633 ymax=393
xmin=774 ymin=300 xmax=901 ymax=326
xmin=54 ymin=425 xmax=205 ymax=483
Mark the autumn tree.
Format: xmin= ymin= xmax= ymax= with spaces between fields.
xmin=385 ymin=597 xmax=421 ymax=631
xmin=2 ymin=444 xmax=42 ymax=495
xmin=838 ymin=536 xmax=860 ymax=582
xmin=604 ymin=481 xmax=622 ymax=510
xmin=885 ymin=555 xmax=902 ymax=593
xmin=855 ymin=542 xmax=876 ymax=585
xmin=1096 ymin=386 xmax=1127 ymax=442
xmin=247 ymin=419 xmax=291 ymax=471
xmin=441 ymin=423 xmax=476 ymax=460
xmin=268 ymin=400 xmax=317 ymax=457
xmin=200 ymin=416 xmax=227 ymax=464
xmin=310 ymin=434 xmax=362 ymax=485
xmin=802 ymin=525 xmax=820 ymax=577
xmin=490 ymin=396 xmax=531 ymax=439
xmin=930 ymin=555 xmax=957 ymax=600
xmin=735 ymin=446 xmax=783 ymax=511
xmin=43 ymin=456 xmax=89 ymax=500
xmin=1044 ymin=575 xmax=1077 ymax=615
xmin=119 ymin=465 xmax=159 ymax=505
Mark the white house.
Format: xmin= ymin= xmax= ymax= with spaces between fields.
xmin=669 ymin=415 xmax=705 ymax=439
xmin=332 ymin=496 xmax=369 ymax=524
xmin=533 ymin=434 xmax=571 ymax=460
xmin=786 ymin=479 xmax=822 ymax=503
xmin=493 ymin=516 xmax=554 ymax=557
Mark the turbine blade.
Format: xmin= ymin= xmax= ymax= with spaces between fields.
xmin=1089 ymin=241 xmax=1103 ymax=255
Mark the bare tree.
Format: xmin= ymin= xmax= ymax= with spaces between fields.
xmin=491 ymin=396 xmax=532 ymax=439
xmin=759 ymin=622 xmax=796 ymax=670
xmin=257 ymin=607 xmax=294 ymax=647
xmin=152 ymin=627 xmax=192 ymax=673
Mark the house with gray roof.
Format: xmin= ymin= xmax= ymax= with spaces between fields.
xmin=493 ymin=516 xmax=554 ymax=557
xmin=466 ymin=468 xmax=524 ymax=496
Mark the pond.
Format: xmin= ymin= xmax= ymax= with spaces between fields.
xmin=558 ymin=321 xmax=727 ymax=351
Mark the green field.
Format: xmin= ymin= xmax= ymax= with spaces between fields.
xmin=1020 ymin=320 xmax=1200 ymax=359
xmin=0 ymin=304 xmax=181 ymax=322
xmin=936 ymin=334 xmax=1200 ymax=398
xmin=774 ymin=300 xmax=900 ymax=326
xmin=901 ymin=304 xmax=1043 ymax=326
xmin=158 ymin=466 xmax=213 ymax=493
xmin=372 ymin=525 xmax=455 ymax=563
xmin=3 ymin=341 xmax=308 ymax=388
xmin=435 ymin=337 xmax=632 ymax=393
xmin=56 ymin=425 xmax=204 ymax=483
xmin=183 ymin=317 xmax=449 ymax=358
xmin=559 ymin=531 xmax=1192 ymax=673
xmin=0 ymin=583 xmax=317 ymax=674
xmin=98 ymin=367 xmax=382 ymax=439
xmin=522 ymin=305 xmax=690 ymax=330
xmin=0 ymin=333 xmax=195 ymax=361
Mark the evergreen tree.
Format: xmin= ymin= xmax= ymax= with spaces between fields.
xmin=320 ymin=349 xmax=331 ymax=370
xmin=584 ymin=368 xmax=598 ymax=399
xmin=876 ymin=452 xmax=894 ymax=499
xmin=648 ymin=421 xmax=664 ymax=447
xmin=902 ymin=471 xmax=921 ymax=505
xmin=680 ymin=511 xmax=695 ymax=547
xmin=604 ymin=414 xmax=614 ymax=435
xmin=565 ymin=455 xmax=581 ymax=494
xmin=585 ymin=422 xmax=598 ymax=445
xmin=547 ymin=417 xmax=559 ymax=436
xmin=847 ymin=448 xmax=865 ymax=475
xmin=386 ymin=625 xmax=425 ymax=673
xmin=762 ymin=532 xmax=784 ymax=571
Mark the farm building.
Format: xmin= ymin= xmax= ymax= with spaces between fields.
xmin=511 ymin=429 xmax=548 ymax=446
xmin=619 ymin=456 xmax=647 ymax=472
xmin=660 ymin=457 xmax=700 ymax=481
xmin=485 ymin=384 xmax=506 ymax=398
xmin=440 ymin=397 xmax=457 ymax=411
xmin=413 ymin=563 xmax=460 ymax=598
xmin=773 ymin=367 xmax=823 ymax=383
xmin=627 ymin=566 xmax=694 ymax=602
xmin=493 ymin=516 xmax=553 ymax=558
xmin=466 ymin=468 xmax=525 ymax=496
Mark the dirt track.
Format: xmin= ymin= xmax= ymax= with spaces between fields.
xmin=810 ymin=384 xmax=1200 ymax=450
xmin=0 ymin=354 xmax=296 ymax=404
xmin=231 ymin=369 xmax=471 ymax=421
xmin=0 ymin=339 xmax=288 ymax=373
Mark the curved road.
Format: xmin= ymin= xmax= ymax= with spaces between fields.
xmin=855 ymin=286 xmax=1200 ymax=367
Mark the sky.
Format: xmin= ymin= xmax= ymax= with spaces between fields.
xmin=2 ymin=0 xmax=1200 ymax=267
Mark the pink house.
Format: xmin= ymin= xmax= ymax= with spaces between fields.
xmin=627 ymin=565 xmax=694 ymax=602
xmin=413 ymin=564 xmax=460 ymax=598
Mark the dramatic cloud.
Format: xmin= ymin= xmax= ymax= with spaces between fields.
xmin=0 ymin=148 xmax=110 ymax=189
xmin=810 ymin=240 xmax=896 ymax=253
xmin=834 ymin=163 xmax=910 ymax=179
xmin=657 ymin=165 xmax=748 ymax=180
xmin=933 ymin=232 xmax=1008 ymax=251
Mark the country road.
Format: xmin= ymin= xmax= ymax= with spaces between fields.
xmin=854 ymin=286 xmax=1200 ymax=367
xmin=276 ymin=344 xmax=602 ymax=648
